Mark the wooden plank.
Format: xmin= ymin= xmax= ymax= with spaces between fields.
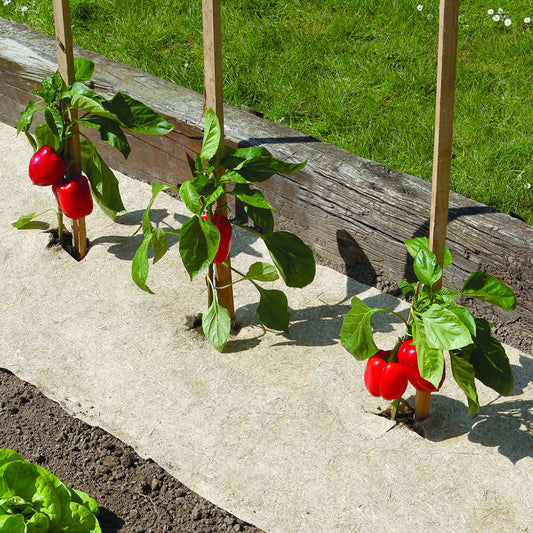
xmin=1 ymin=18 xmax=531 ymax=352
xmin=416 ymin=0 xmax=461 ymax=419
xmin=52 ymin=0 xmax=87 ymax=258
xmin=202 ymin=0 xmax=235 ymax=324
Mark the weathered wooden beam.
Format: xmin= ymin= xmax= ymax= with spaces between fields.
xmin=1 ymin=18 xmax=531 ymax=351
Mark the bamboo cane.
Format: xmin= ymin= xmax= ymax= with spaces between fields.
xmin=52 ymin=0 xmax=87 ymax=259
xmin=202 ymin=0 xmax=235 ymax=325
xmin=415 ymin=0 xmax=460 ymax=419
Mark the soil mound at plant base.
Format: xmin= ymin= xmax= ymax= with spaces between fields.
xmin=0 ymin=368 xmax=262 ymax=532
xmin=1 ymin=122 xmax=532 ymax=532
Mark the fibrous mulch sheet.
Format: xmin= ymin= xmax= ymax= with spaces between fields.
xmin=1 ymin=122 xmax=532 ymax=532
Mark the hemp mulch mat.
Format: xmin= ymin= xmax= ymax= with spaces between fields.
xmin=0 ymin=122 xmax=531 ymax=532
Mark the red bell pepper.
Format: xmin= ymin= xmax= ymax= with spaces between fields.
xmin=29 ymin=146 xmax=67 ymax=186
xmin=364 ymin=349 xmax=408 ymax=401
xmin=52 ymin=173 xmax=93 ymax=220
xmin=397 ymin=339 xmax=445 ymax=392
xmin=201 ymin=213 xmax=232 ymax=264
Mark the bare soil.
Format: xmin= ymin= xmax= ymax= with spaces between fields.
xmin=0 ymin=368 xmax=264 ymax=533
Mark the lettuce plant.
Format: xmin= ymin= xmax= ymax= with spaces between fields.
xmin=0 ymin=449 xmax=101 ymax=533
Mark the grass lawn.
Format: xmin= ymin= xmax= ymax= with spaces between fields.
xmin=1 ymin=0 xmax=532 ymax=223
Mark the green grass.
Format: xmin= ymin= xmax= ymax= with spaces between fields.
xmin=2 ymin=0 xmax=532 ymax=223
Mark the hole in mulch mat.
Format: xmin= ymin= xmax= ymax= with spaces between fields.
xmin=46 ymin=228 xmax=91 ymax=262
xmin=375 ymin=398 xmax=429 ymax=436
xmin=185 ymin=313 xmax=242 ymax=335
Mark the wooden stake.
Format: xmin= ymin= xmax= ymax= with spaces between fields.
xmin=202 ymin=0 xmax=235 ymax=324
xmin=52 ymin=0 xmax=87 ymax=259
xmin=416 ymin=0 xmax=460 ymax=419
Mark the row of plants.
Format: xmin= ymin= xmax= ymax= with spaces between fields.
xmin=13 ymin=59 xmax=316 ymax=352
xmin=13 ymin=58 xmax=517 ymax=416
xmin=7 ymin=53 xmax=519 ymax=528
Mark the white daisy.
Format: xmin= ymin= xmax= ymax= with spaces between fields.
xmin=2 ymin=0 xmax=12 ymax=5
xmin=504 ymin=18 xmax=511 ymax=26
xmin=417 ymin=4 xmax=423 ymax=11
xmin=493 ymin=14 xmax=500 ymax=21
xmin=487 ymin=9 xmax=494 ymax=15
xmin=525 ymin=17 xmax=531 ymax=24
xmin=498 ymin=7 xmax=504 ymax=13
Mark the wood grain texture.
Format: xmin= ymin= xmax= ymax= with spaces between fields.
xmin=1 ymin=18 xmax=531 ymax=350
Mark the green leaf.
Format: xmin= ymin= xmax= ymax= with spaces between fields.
xmin=446 ymin=302 xmax=477 ymax=336
xmin=12 ymin=212 xmax=40 ymax=229
xmin=242 ymin=262 xmax=279 ymax=282
xmin=340 ymin=296 xmax=379 ymax=360
xmin=32 ymin=71 xmax=63 ymax=106
xmin=25 ymin=510 xmax=50 ymax=532
xmin=179 ymin=216 xmax=220 ymax=280
xmin=179 ymin=180 xmax=201 ymax=216
xmin=220 ymin=169 xmax=250 ymax=184
xmin=255 ymin=287 xmax=290 ymax=331
xmin=449 ymin=351 xmax=480 ymax=415
xmin=56 ymin=501 xmax=102 ymax=533
xmin=405 ymin=237 xmax=452 ymax=266
xmin=232 ymin=184 xmax=274 ymax=209
xmin=0 ymin=449 xmax=22 ymax=466
xmin=412 ymin=320 xmax=445 ymax=388
xmin=78 ymin=115 xmax=131 ymax=158
xmin=200 ymin=108 xmax=221 ymax=161
xmin=44 ymin=108 xmax=63 ymax=138
xmin=203 ymin=185 xmax=225 ymax=208
xmin=222 ymin=145 xmax=306 ymax=182
xmin=70 ymin=93 xmax=116 ymax=120
xmin=420 ymin=303 xmax=473 ymax=350
xmin=80 ymin=140 xmax=126 ymax=217
xmin=34 ymin=123 xmax=59 ymax=151
xmin=261 ymin=231 xmax=315 ymax=288
xmin=73 ymin=57 xmax=95 ymax=82
xmin=132 ymin=235 xmax=153 ymax=293
xmin=68 ymin=488 xmax=99 ymax=515
xmin=398 ymin=280 xmax=417 ymax=296
xmin=103 ymin=92 xmax=174 ymax=135
xmin=413 ymin=248 xmax=442 ymax=288
xmin=17 ymin=100 xmax=37 ymax=135
xmin=456 ymin=318 xmax=514 ymax=396
xmin=460 ymin=271 xmax=516 ymax=312
xmin=151 ymin=227 xmax=168 ymax=264
xmin=202 ymin=298 xmax=231 ymax=352
xmin=244 ymin=204 xmax=274 ymax=233
xmin=0 ymin=461 xmax=63 ymax=526
xmin=0 ymin=514 xmax=25 ymax=532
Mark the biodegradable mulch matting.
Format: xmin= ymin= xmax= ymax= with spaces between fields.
xmin=1 ymin=122 xmax=531 ymax=532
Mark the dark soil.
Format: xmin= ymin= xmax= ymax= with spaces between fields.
xmin=0 ymin=368 xmax=264 ymax=533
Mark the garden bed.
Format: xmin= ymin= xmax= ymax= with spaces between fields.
xmin=1 ymin=122 xmax=532 ymax=532
xmin=0 ymin=368 xmax=262 ymax=533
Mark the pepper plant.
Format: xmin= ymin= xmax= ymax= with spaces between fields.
xmin=340 ymin=237 xmax=516 ymax=418
xmin=13 ymin=57 xmax=173 ymax=239
xmin=132 ymin=108 xmax=316 ymax=351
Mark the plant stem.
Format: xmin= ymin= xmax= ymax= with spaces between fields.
xmin=374 ymin=307 xmax=410 ymax=329
xmin=390 ymin=398 xmax=400 ymax=421
xmin=207 ymin=264 xmax=214 ymax=307
xmin=57 ymin=210 xmax=63 ymax=242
